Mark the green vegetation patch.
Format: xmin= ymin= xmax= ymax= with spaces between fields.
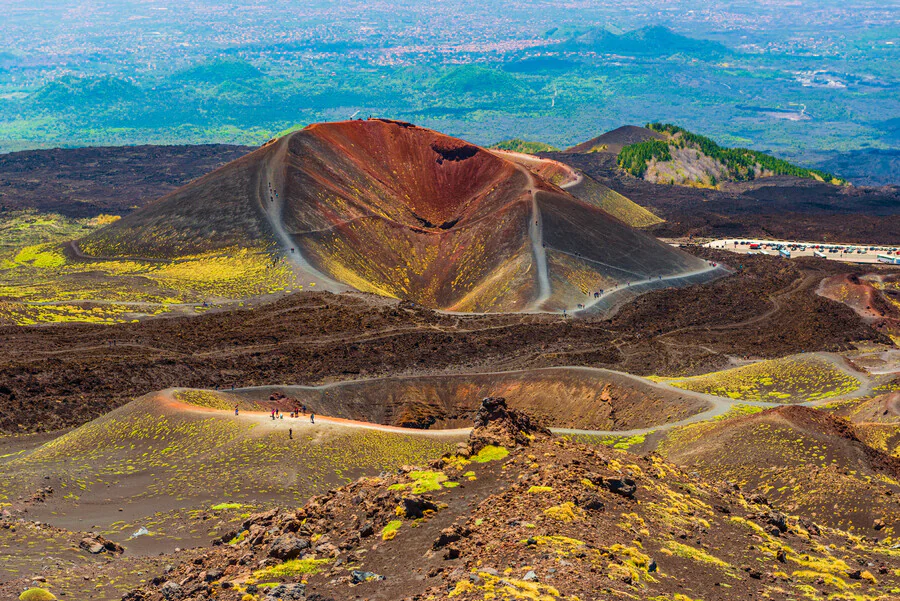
xmin=619 ymin=122 xmax=844 ymax=184
xmin=490 ymin=139 xmax=559 ymax=154
xmin=597 ymin=434 xmax=647 ymax=450
xmin=211 ymin=502 xmax=243 ymax=511
xmin=714 ymin=404 xmax=765 ymax=421
xmin=0 ymin=239 xmax=301 ymax=325
xmin=618 ymin=140 xmax=673 ymax=177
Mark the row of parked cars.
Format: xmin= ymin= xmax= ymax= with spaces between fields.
xmin=734 ymin=240 xmax=899 ymax=255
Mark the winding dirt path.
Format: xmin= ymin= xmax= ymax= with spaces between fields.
xmin=575 ymin=263 xmax=725 ymax=315
xmin=256 ymin=135 xmax=346 ymax=293
xmin=508 ymin=163 xmax=552 ymax=312
xmin=161 ymin=388 xmax=469 ymax=438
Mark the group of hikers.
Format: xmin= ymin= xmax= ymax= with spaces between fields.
xmin=232 ymin=404 xmax=316 ymax=432
xmin=267 ymin=406 xmax=314 ymax=423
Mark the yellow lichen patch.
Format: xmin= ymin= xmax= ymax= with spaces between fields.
xmin=664 ymin=541 xmax=731 ymax=569
xmin=543 ymin=502 xmax=585 ymax=522
xmin=450 ymin=571 xmax=566 ymax=600
xmin=605 ymin=543 xmax=657 ymax=584
xmin=387 ymin=470 xmax=457 ymax=494
xmin=645 ymin=483 xmax=713 ymax=532
xmin=249 ymin=558 xmax=331 ymax=582
xmin=526 ymin=535 xmax=587 ymax=557
xmin=665 ymin=355 xmax=860 ymax=403
xmin=729 ymin=516 xmax=856 ymax=581
xmin=791 ymin=570 xmax=848 ymax=590
xmin=471 ymin=445 xmax=510 ymax=463
xmin=381 ymin=520 xmax=402 ymax=541
xmin=527 ymin=486 xmax=554 ymax=494
xmin=174 ymin=390 xmax=265 ymax=412
xmin=0 ymin=242 xmax=302 ymax=325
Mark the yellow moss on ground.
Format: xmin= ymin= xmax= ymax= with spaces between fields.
xmin=382 ymin=519 xmax=402 ymax=541
xmin=664 ymin=541 xmax=731 ymax=569
xmin=0 ymin=242 xmax=301 ymax=325
xmin=250 ymin=558 xmax=331 ymax=582
xmin=449 ymin=571 xmax=564 ymax=600
xmin=665 ymin=355 xmax=860 ymax=402
xmin=543 ymin=502 xmax=585 ymax=522
xmin=387 ymin=470 xmax=457 ymax=494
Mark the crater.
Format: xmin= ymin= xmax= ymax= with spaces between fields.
xmin=432 ymin=142 xmax=479 ymax=164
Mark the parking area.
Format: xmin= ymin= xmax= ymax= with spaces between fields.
xmin=704 ymin=239 xmax=900 ymax=265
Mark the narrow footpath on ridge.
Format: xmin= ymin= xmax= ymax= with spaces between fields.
xmin=158 ymin=354 xmax=876 ymax=439
xmin=256 ymin=135 xmax=347 ymax=293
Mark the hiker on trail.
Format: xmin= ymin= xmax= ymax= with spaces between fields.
xmin=271 ymin=409 xmax=276 ymax=420
xmin=289 ymin=428 xmax=292 ymax=440
xmin=301 ymin=404 xmax=306 ymax=415
xmin=310 ymin=413 xmax=315 ymax=424
xmin=234 ymin=406 xmax=239 ymax=416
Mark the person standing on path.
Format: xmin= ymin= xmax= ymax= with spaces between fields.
xmin=310 ymin=413 xmax=315 ymax=424
xmin=289 ymin=428 xmax=293 ymax=440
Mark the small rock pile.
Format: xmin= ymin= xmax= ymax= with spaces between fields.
xmin=464 ymin=396 xmax=550 ymax=454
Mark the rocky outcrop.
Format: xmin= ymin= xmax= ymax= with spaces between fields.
xmin=467 ymin=397 xmax=550 ymax=453
xmin=79 ymin=534 xmax=124 ymax=555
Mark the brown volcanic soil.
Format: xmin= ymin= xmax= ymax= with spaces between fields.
xmin=827 ymin=392 xmax=900 ymax=459
xmin=74 ymin=400 xmax=900 ymax=601
xmin=0 ymin=250 xmax=886 ymax=434
xmin=834 ymin=392 xmax=900 ymax=425
xmin=819 ymin=272 xmax=900 ymax=342
xmin=0 ymin=144 xmax=251 ymax=218
xmin=659 ymin=405 xmax=900 ymax=534
xmin=545 ymin=150 xmax=900 ymax=244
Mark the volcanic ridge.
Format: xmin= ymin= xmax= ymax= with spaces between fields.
xmin=81 ymin=119 xmax=712 ymax=313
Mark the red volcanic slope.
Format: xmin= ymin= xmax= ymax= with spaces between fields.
xmin=84 ymin=119 xmax=708 ymax=312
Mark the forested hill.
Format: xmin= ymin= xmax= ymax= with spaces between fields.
xmin=617 ymin=123 xmax=845 ymax=188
